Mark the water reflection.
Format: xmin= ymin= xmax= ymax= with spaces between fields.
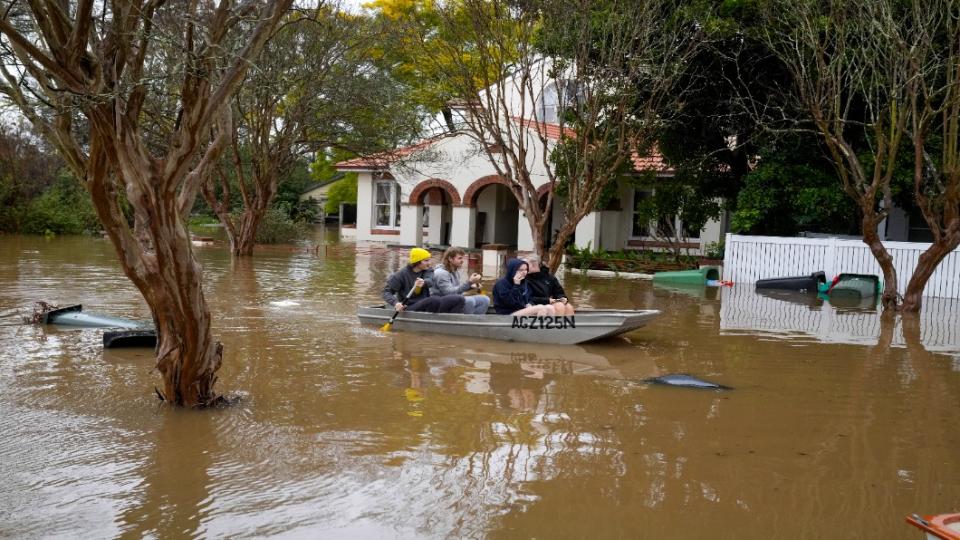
xmin=118 ymin=411 xmax=218 ymax=539
xmin=719 ymin=285 xmax=960 ymax=355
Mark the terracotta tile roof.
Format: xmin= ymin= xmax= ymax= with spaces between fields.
xmin=512 ymin=117 xmax=673 ymax=174
xmin=631 ymin=149 xmax=673 ymax=174
xmin=334 ymin=134 xmax=451 ymax=170
xmin=337 ymin=120 xmax=673 ymax=174
xmin=511 ymin=117 xmax=576 ymax=140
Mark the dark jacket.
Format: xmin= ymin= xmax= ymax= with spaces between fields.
xmin=382 ymin=265 xmax=435 ymax=306
xmin=526 ymin=267 xmax=566 ymax=305
xmin=492 ymin=258 xmax=531 ymax=314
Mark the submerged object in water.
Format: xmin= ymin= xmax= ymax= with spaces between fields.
xmin=103 ymin=329 xmax=157 ymax=349
xmin=828 ymin=273 xmax=880 ymax=300
xmin=644 ymin=373 xmax=731 ymax=390
xmin=42 ymin=304 xmax=146 ymax=329
xmin=652 ymin=266 xmax=720 ymax=285
xmin=755 ymin=271 xmax=826 ymax=293
xmin=39 ymin=304 xmax=156 ymax=348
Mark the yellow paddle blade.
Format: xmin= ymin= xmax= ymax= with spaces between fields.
xmin=380 ymin=322 xmax=392 ymax=332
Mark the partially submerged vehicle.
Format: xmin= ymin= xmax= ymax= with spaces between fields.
xmin=41 ymin=304 xmax=157 ymax=349
xmin=357 ymin=307 xmax=661 ymax=345
xmin=42 ymin=304 xmax=144 ymax=329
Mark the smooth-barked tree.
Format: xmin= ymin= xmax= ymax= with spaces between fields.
xmin=202 ymin=6 xmax=423 ymax=256
xmin=0 ymin=0 xmax=292 ymax=406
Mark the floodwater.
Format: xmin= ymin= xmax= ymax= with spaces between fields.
xmin=1 ymin=230 xmax=959 ymax=539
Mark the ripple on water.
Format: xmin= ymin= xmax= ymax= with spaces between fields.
xmin=0 ymin=404 xmax=149 ymax=539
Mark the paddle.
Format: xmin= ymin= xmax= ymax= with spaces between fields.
xmin=381 ymin=283 xmax=419 ymax=332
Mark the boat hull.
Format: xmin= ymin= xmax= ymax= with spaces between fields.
xmin=906 ymin=512 xmax=960 ymax=539
xmin=357 ymin=307 xmax=661 ymax=344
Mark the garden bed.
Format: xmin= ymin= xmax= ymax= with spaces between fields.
xmin=574 ymin=258 xmax=697 ymax=273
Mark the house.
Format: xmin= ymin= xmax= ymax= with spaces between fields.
xmin=336 ymin=128 xmax=729 ymax=255
xmin=299 ymin=173 xmax=345 ymax=222
xmin=335 ymin=68 xmax=728 ymax=255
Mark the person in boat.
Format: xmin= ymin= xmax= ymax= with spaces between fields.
xmin=383 ymin=248 xmax=465 ymax=314
xmin=430 ymin=246 xmax=491 ymax=315
xmin=523 ymin=254 xmax=575 ymax=316
xmin=492 ymin=258 xmax=555 ymax=316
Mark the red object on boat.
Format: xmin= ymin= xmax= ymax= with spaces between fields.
xmin=906 ymin=512 xmax=960 ymax=539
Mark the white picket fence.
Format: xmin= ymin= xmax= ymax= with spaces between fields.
xmin=719 ymin=286 xmax=960 ymax=356
xmin=723 ymin=233 xmax=960 ymax=299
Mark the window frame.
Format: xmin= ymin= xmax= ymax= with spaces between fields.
xmin=629 ymin=188 xmax=701 ymax=240
xmin=373 ymin=179 xmax=402 ymax=229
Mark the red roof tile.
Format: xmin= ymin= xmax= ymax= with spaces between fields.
xmin=512 ymin=117 xmax=673 ymax=174
xmin=337 ymin=121 xmax=672 ymax=174
xmin=334 ymin=135 xmax=451 ymax=170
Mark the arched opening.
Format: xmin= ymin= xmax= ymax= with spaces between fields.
xmin=472 ymin=183 xmax=519 ymax=247
xmin=407 ymin=179 xmax=460 ymax=247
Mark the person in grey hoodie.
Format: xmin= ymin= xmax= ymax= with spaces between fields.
xmin=383 ymin=248 xmax=465 ymax=314
xmin=430 ymin=247 xmax=490 ymax=315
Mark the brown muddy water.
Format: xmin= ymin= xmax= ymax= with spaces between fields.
xmin=1 ymin=230 xmax=959 ymax=539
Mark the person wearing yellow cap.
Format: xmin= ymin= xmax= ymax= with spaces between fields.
xmin=382 ymin=247 xmax=466 ymax=314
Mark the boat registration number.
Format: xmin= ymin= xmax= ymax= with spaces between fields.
xmin=511 ymin=316 xmax=576 ymax=329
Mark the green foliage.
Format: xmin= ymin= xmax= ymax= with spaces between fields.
xmin=633 ymin=173 xmax=724 ymax=240
xmin=252 ymin=207 xmax=310 ymax=244
xmin=310 ymin=149 xmax=358 ymax=215
xmin=551 ymin=137 xmax=632 ymax=211
xmin=0 ymin=124 xmax=75 ymax=233
xmin=188 ymin=215 xmax=220 ymax=227
xmin=566 ymin=244 xmax=699 ymax=272
xmin=19 ymin=172 xmax=99 ymax=235
xmin=703 ymin=241 xmax=725 ymax=260
xmin=324 ymin=176 xmax=358 ymax=214
xmin=730 ymin=141 xmax=862 ymax=235
xmin=274 ymin=159 xmax=319 ymax=223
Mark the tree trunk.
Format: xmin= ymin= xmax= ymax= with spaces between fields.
xmin=231 ymin=207 xmax=267 ymax=257
xmin=93 ymin=166 xmax=223 ymax=407
xmin=861 ymin=213 xmax=899 ymax=310
xmin=547 ymin=220 xmax=578 ymax=273
xmin=901 ymin=236 xmax=960 ymax=312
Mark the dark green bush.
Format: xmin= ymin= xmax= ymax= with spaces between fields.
xmin=252 ymin=207 xmax=309 ymax=244
xmin=19 ymin=175 xmax=99 ymax=235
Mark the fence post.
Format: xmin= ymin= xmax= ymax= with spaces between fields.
xmin=825 ymin=236 xmax=838 ymax=279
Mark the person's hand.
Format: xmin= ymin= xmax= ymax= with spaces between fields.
xmin=559 ymin=297 xmax=568 ymax=304
xmin=414 ymin=277 xmax=425 ymax=288
xmin=394 ymin=302 xmax=405 ymax=312
xmin=513 ymin=274 xmax=523 ymax=285
xmin=469 ymin=273 xmax=482 ymax=284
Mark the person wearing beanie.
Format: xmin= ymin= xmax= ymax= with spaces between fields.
xmin=382 ymin=248 xmax=465 ymax=314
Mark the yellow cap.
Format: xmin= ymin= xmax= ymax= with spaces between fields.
xmin=409 ymin=247 xmax=431 ymax=265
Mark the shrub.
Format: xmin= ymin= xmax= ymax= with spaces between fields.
xmin=20 ymin=176 xmax=99 ymax=235
xmin=704 ymin=241 xmax=725 ymax=260
xmin=253 ymin=207 xmax=309 ymax=244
